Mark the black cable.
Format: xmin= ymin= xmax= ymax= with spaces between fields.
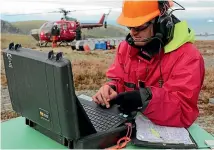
xmin=169 ymin=0 xmax=185 ymax=16
xmin=158 ymin=42 xmax=164 ymax=88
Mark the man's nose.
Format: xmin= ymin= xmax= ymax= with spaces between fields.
xmin=130 ymin=28 xmax=139 ymax=35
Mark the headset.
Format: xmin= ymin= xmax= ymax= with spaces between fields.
xmin=127 ymin=0 xmax=183 ymax=47
xmin=155 ymin=0 xmax=175 ymax=45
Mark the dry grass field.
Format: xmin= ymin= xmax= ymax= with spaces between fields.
xmin=1 ymin=34 xmax=214 ymax=134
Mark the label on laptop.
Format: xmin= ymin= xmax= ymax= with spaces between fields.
xmin=39 ymin=108 xmax=50 ymax=122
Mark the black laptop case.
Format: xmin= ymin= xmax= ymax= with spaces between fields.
xmin=2 ymin=44 xmax=128 ymax=149
xmin=3 ymin=46 xmax=81 ymax=139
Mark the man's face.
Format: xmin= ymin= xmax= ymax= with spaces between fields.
xmin=128 ymin=20 xmax=154 ymax=46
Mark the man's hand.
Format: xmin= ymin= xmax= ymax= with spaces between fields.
xmin=112 ymin=88 xmax=152 ymax=114
xmin=112 ymin=90 xmax=143 ymax=114
xmin=92 ymin=85 xmax=117 ymax=108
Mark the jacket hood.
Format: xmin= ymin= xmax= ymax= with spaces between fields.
xmin=164 ymin=20 xmax=195 ymax=53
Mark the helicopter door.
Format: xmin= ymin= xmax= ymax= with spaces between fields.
xmin=62 ymin=23 xmax=68 ymax=30
xmin=61 ymin=23 xmax=70 ymax=39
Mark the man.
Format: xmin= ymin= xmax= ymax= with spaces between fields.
xmin=92 ymin=0 xmax=205 ymax=128
xmin=51 ymin=23 xmax=60 ymax=48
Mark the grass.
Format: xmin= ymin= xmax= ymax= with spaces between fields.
xmin=81 ymin=24 xmax=128 ymax=38
xmin=200 ymin=68 xmax=214 ymax=104
xmin=72 ymin=55 xmax=113 ymax=90
xmin=195 ymin=40 xmax=214 ymax=56
xmin=1 ymin=111 xmax=20 ymax=121
xmin=1 ymin=33 xmax=37 ymax=50
xmin=1 ymin=74 xmax=7 ymax=87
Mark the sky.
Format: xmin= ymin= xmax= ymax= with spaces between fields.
xmin=1 ymin=0 xmax=214 ymax=23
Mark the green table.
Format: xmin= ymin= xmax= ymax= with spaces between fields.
xmin=1 ymin=117 xmax=214 ymax=149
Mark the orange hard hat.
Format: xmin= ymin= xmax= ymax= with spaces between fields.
xmin=117 ymin=0 xmax=173 ymax=27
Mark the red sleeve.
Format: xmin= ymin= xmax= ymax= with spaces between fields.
xmin=143 ymin=52 xmax=205 ymax=128
xmin=105 ymin=43 xmax=125 ymax=93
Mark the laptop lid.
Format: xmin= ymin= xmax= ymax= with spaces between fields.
xmin=2 ymin=47 xmax=96 ymax=140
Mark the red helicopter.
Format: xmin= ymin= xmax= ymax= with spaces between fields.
xmin=30 ymin=8 xmax=111 ymax=47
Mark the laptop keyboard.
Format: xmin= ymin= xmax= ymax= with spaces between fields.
xmin=81 ymin=103 xmax=125 ymax=132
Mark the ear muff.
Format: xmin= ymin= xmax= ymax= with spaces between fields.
xmin=155 ymin=0 xmax=176 ymax=45
xmin=155 ymin=14 xmax=174 ymax=45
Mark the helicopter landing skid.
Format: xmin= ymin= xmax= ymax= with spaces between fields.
xmin=37 ymin=41 xmax=49 ymax=47
xmin=58 ymin=41 xmax=69 ymax=46
xmin=37 ymin=41 xmax=70 ymax=47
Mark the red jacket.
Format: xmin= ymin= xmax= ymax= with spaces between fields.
xmin=106 ymin=41 xmax=205 ymax=128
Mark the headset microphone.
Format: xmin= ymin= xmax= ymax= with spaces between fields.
xmin=127 ymin=32 xmax=164 ymax=46
xmin=154 ymin=33 xmax=163 ymax=39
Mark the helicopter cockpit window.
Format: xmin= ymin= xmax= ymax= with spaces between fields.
xmin=57 ymin=24 xmax=61 ymax=29
xmin=46 ymin=22 xmax=54 ymax=28
xmin=41 ymin=22 xmax=61 ymax=32
xmin=41 ymin=22 xmax=54 ymax=31
xmin=54 ymin=24 xmax=61 ymax=30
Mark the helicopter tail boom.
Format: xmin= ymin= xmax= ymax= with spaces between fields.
xmin=80 ymin=13 xmax=108 ymax=29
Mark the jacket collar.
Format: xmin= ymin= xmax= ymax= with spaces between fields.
xmin=164 ymin=21 xmax=195 ymax=53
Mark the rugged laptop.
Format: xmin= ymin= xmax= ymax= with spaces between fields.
xmin=2 ymin=43 xmax=128 ymax=149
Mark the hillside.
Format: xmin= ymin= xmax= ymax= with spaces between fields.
xmin=1 ymin=20 xmax=24 ymax=34
xmin=11 ymin=20 xmax=48 ymax=34
xmin=82 ymin=25 xmax=128 ymax=38
xmin=9 ymin=20 xmax=128 ymax=37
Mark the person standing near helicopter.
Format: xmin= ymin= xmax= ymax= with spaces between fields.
xmin=51 ymin=23 xmax=60 ymax=48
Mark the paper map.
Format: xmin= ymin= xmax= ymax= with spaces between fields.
xmin=135 ymin=114 xmax=194 ymax=144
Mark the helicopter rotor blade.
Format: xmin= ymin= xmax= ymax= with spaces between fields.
xmin=3 ymin=10 xmax=74 ymax=16
xmin=69 ymin=8 xmax=112 ymax=12
xmin=2 ymin=10 xmax=63 ymax=16
xmin=2 ymin=7 xmax=115 ymax=16
xmin=105 ymin=9 xmax=112 ymax=15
